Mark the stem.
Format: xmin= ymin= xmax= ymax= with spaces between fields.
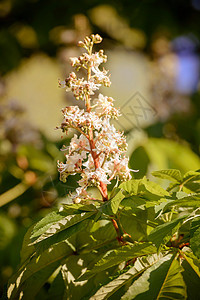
xmin=111 ymin=218 xmax=128 ymax=244
xmin=108 ymin=170 xmax=117 ymax=182
xmin=84 ymin=41 xmax=108 ymax=202
xmin=70 ymin=123 xmax=89 ymax=139
xmin=0 ymin=182 xmax=29 ymax=207
xmin=85 ymin=42 xmax=92 ymax=113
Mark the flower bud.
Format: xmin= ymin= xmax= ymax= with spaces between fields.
xmin=93 ymin=34 xmax=103 ymax=44
xmin=77 ymin=41 xmax=85 ymax=47
xmin=70 ymin=57 xmax=79 ymax=66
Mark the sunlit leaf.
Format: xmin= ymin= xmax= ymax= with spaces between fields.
xmin=148 ymin=215 xmax=188 ymax=249
xmin=152 ymin=169 xmax=182 ymax=182
xmin=90 ymin=253 xmax=163 ymax=300
xmin=20 ymin=225 xmax=36 ymax=264
xmin=31 ymin=211 xmax=96 ymax=245
xmin=190 ymin=218 xmax=200 ymax=259
xmin=7 ymin=241 xmax=74 ymax=299
xmin=122 ymin=254 xmax=186 ymax=300
xmin=163 ymin=194 xmax=200 ymax=211
xmin=110 ymin=190 xmax=125 ymax=214
xmin=139 ymin=177 xmax=170 ymax=197
xmin=31 ymin=210 xmax=65 ymax=239
xmin=182 ymin=251 xmax=200 ymax=300
xmin=78 ymin=242 xmax=156 ymax=281
xmin=182 ymin=171 xmax=200 ymax=184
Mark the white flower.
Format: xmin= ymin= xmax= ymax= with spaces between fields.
xmin=57 ymin=34 xmax=135 ymax=202
xmin=95 ymin=94 xmax=120 ymax=118
xmin=69 ymin=134 xmax=89 ymax=152
xmin=91 ymin=52 xmax=104 ymax=67
xmin=83 ymin=153 xmax=95 ymax=170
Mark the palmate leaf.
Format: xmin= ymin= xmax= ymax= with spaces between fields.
xmin=120 ymin=209 xmax=149 ymax=241
xmin=110 ymin=190 xmax=125 ymax=214
xmin=152 ymin=170 xmax=200 ymax=193
xmin=119 ymin=180 xmax=140 ymax=195
xmin=181 ymin=251 xmax=200 ymax=300
xmin=121 ymin=196 xmax=146 ymax=210
xmin=10 ymin=263 xmax=60 ymax=300
xmin=7 ymin=241 xmax=74 ymax=299
xmin=90 ymin=253 xmax=164 ymax=300
xmin=152 ymin=169 xmax=182 ymax=183
xmin=120 ymin=177 xmax=169 ymax=198
xmin=167 ymin=182 xmax=180 ymax=192
xmin=34 ymin=219 xmax=91 ymax=254
xmin=31 ymin=204 xmax=97 ymax=240
xmin=182 ymin=170 xmax=200 ymax=184
xmin=77 ymin=242 xmax=157 ymax=281
xmin=78 ymin=221 xmax=118 ymax=255
xmin=183 ymin=182 xmax=200 ymax=193
xmin=20 ymin=224 xmax=36 ymax=265
xmin=182 ymin=171 xmax=200 ymax=193
xmin=20 ymin=219 xmax=92 ymax=279
xmin=140 ymin=177 xmax=170 ymax=197
xmin=121 ymin=254 xmax=186 ymax=300
xmin=30 ymin=211 xmax=96 ymax=245
xmin=148 ymin=215 xmax=188 ymax=249
xmin=30 ymin=210 xmax=66 ymax=239
xmin=190 ymin=217 xmax=200 ymax=259
xmin=60 ymin=253 xmax=104 ymax=300
xmin=100 ymin=190 xmax=125 ymax=215
xmin=182 ymin=251 xmax=200 ymax=277
xmin=47 ymin=270 xmax=65 ymax=300
xmin=62 ymin=203 xmax=97 ymax=212
xmin=163 ymin=194 xmax=200 ymax=212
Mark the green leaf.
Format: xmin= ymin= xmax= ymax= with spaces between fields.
xmin=190 ymin=218 xmax=200 ymax=259
xmin=167 ymin=182 xmax=180 ymax=192
xmin=122 ymin=254 xmax=186 ymax=300
xmin=110 ymin=190 xmax=125 ymax=214
xmin=152 ymin=169 xmax=182 ymax=182
xmin=34 ymin=219 xmax=92 ymax=253
xmin=182 ymin=251 xmax=200 ymax=300
xmin=31 ymin=204 xmax=97 ymax=240
xmin=20 ymin=225 xmax=36 ymax=264
xmin=90 ymin=253 xmax=163 ymax=300
xmin=62 ymin=203 xmax=97 ymax=212
xmin=120 ymin=209 xmax=148 ymax=241
xmin=119 ymin=179 xmax=140 ymax=195
xmin=121 ymin=196 xmax=146 ymax=210
xmin=60 ymin=254 xmax=102 ymax=300
xmin=31 ymin=210 xmax=65 ymax=239
xmin=119 ymin=178 xmax=169 ymax=198
xmin=47 ymin=270 xmax=65 ymax=300
xmin=7 ymin=241 xmax=74 ymax=299
xmin=30 ymin=211 xmax=96 ymax=245
xmin=182 ymin=170 xmax=200 ymax=184
xmin=99 ymin=190 xmax=125 ymax=215
xmin=163 ymin=194 xmax=200 ymax=211
xmin=183 ymin=182 xmax=200 ymax=193
xmin=148 ymin=215 xmax=187 ymax=249
xmin=78 ymin=242 xmax=157 ymax=281
xmin=77 ymin=221 xmax=118 ymax=254
xmin=99 ymin=200 xmax=114 ymax=216
xmin=182 ymin=251 xmax=200 ymax=278
xmin=178 ymin=171 xmax=200 ymax=193
xmin=139 ymin=177 xmax=170 ymax=197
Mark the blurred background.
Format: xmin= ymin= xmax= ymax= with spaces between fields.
xmin=0 ymin=0 xmax=200 ymax=296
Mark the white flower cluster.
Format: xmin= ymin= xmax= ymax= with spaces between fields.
xmin=57 ymin=34 xmax=135 ymax=203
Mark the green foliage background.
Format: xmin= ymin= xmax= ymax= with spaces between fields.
xmin=0 ymin=0 xmax=200 ymax=298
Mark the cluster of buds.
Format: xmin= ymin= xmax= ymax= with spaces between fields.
xmin=58 ymin=34 xmax=135 ymax=203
